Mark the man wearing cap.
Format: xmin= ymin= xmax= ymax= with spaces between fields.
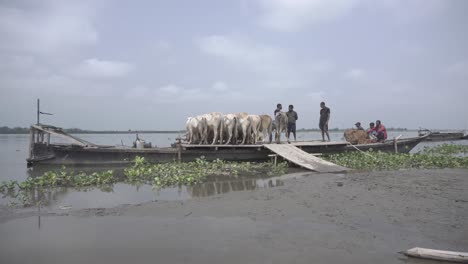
xmin=355 ymin=122 xmax=364 ymax=130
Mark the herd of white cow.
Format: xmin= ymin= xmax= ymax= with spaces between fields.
xmin=186 ymin=112 xmax=289 ymax=145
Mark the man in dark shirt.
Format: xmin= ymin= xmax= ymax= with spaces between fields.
xmin=319 ymin=102 xmax=330 ymax=142
xmin=286 ymin=105 xmax=298 ymax=143
xmin=355 ymin=122 xmax=364 ymax=130
xmin=274 ymin=103 xmax=282 ymax=116
xmin=272 ymin=103 xmax=282 ymax=132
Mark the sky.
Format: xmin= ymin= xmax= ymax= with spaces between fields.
xmin=0 ymin=0 xmax=467 ymax=130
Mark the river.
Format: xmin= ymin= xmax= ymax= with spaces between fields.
xmin=0 ymin=131 xmax=466 ymax=210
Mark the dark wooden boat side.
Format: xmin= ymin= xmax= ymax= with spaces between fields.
xmin=418 ymin=129 xmax=465 ymax=141
xmin=27 ymin=124 xmax=428 ymax=166
xmin=342 ymin=135 xmax=427 ymax=153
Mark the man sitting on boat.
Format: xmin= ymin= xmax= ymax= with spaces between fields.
xmin=367 ymin=122 xmax=377 ymax=138
xmin=354 ymin=122 xmax=364 ymax=130
xmin=375 ymin=120 xmax=387 ymax=142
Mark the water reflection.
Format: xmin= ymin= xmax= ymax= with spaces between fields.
xmin=186 ymin=177 xmax=284 ymax=198
xmin=4 ymin=171 xmax=302 ymax=210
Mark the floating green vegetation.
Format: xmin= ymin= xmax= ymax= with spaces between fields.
xmin=0 ymin=168 xmax=115 ymax=193
xmin=1 ymin=158 xmax=288 ymax=206
xmin=124 ymin=157 xmax=288 ymax=187
xmin=323 ymin=151 xmax=468 ymax=170
xmin=0 ymin=168 xmax=115 ymax=206
xmin=421 ymin=144 xmax=468 ymax=156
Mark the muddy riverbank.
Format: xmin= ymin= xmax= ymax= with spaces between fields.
xmin=1 ymin=168 xmax=467 ymax=264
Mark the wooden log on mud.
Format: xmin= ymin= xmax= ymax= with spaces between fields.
xmin=403 ymin=247 xmax=468 ymax=263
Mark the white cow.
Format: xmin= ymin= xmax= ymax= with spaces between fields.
xmin=186 ymin=116 xmax=207 ymax=144
xmin=222 ymin=114 xmax=237 ymax=145
xmin=201 ymin=112 xmax=223 ymax=145
xmin=248 ymin=114 xmax=262 ymax=144
xmin=259 ymin=114 xmax=273 ymax=143
xmin=236 ymin=112 xmax=252 ymax=145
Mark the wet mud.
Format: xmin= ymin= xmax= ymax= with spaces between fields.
xmin=1 ymin=169 xmax=467 ymax=264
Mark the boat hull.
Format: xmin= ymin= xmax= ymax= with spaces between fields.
xmin=27 ymin=136 xmax=427 ymax=166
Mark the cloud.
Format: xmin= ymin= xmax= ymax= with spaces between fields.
xmin=306 ymin=91 xmax=325 ymax=102
xmin=159 ymin=84 xmax=183 ymax=94
xmin=446 ymin=62 xmax=468 ymax=76
xmin=0 ymin=0 xmax=99 ymax=54
xmin=71 ymin=58 xmax=134 ymax=79
xmin=257 ymin=0 xmax=360 ymax=31
xmin=343 ymin=68 xmax=365 ymax=80
xmin=308 ymin=60 xmax=334 ymax=73
xmin=211 ymin=81 xmax=229 ymax=92
xmin=197 ymin=34 xmax=290 ymax=76
xmin=379 ymin=0 xmax=446 ymax=23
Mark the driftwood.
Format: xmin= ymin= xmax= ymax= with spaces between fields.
xmin=403 ymin=247 xmax=468 ymax=263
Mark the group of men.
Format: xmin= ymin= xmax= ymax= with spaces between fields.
xmin=354 ymin=120 xmax=388 ymax=142
xmin=272 ymin=101 xmax=388 ymax=143
xmin=274 ymin=104 xmax=298 ymax=143
xmin=273 ymin=101 xmax=331 ymax=142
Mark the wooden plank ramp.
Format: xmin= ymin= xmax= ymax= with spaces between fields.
xmin=264 ymin=144 xmax=349 ymax=173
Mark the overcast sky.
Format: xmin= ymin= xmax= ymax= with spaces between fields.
xmin=1 ymin=0 xmax=467 ymax=130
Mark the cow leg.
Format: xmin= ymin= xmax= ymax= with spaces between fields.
xmin=219 ymin=120 xmax=224 ymax=144
xmin=225 ymin=131 xmax=232 ymax=145
xmin=188 ymin=127 xmax=194 ymax=144
xmin=211 ymin=126 xmax=219 ymax=145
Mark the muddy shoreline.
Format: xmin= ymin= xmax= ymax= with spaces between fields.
xmin=1 ymin=168 xmax=467 ymax=264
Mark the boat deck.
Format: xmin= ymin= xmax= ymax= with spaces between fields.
xmin=180 ymin=141 xmax=349 ymax=149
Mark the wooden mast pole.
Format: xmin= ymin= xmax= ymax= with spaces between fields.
xmin=37 ymin=98 xmax=40 ymax=125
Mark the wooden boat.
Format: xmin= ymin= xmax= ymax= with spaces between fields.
xmin=418 ymin=129 xmax=465 ymax=141
xmin=27 ymin=124 xmax=428 ymax=166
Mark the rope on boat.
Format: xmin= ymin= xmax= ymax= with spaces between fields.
xmin=348 ymin=143 xmax=377 ymax=160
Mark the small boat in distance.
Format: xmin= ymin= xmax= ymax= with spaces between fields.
xmin=418 ymin=129 xmax=465 ymax=141
xmin=27 ymin=124 xmax=428 ymax=167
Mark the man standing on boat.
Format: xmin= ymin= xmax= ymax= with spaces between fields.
xmin=274 ymin=103 xmax=282 ymax=117
xmin=286 ymin=105 xmax=298 ymax=143
xmin=375 ymin=120 xmax=387 ymax=142
xmin=272 ymin=103 xmax=282 ymax=132
xmin=319 ymin=102 xmax=330 ymax=142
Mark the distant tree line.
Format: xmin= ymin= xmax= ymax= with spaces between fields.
xmin=0 ymin=126 xmax=410 ymax=134
xmin=0 ymin=126 xmax=29 ymax=134
xmin=0 ymin=126 xmax=185 ymax=134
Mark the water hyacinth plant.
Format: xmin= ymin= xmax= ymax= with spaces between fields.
xmin=0 ymin=167 xmax=115 ymax=193
xmin=323 ymin=151 xmax=468 ymax=170
xmin=124 ymin=157 xmax=288 ymax=187
xmin=1 ymin=158 xmax=288 ymax=206
xmin=420 ymin=144 xmax=468 ymax=156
